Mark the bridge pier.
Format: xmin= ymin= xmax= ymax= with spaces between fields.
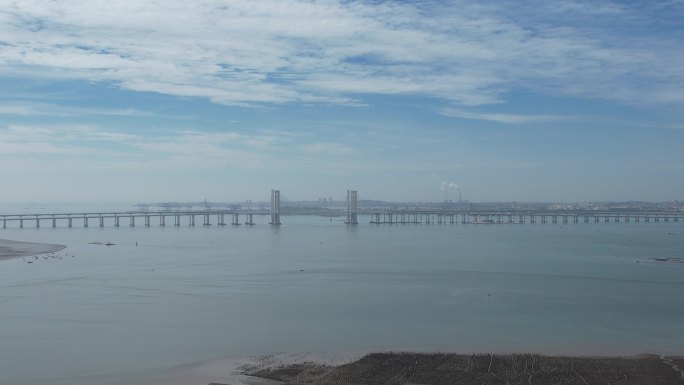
xmin=115 ymin=216 xmax=120 ymax=227
xmin=68 ymin=217 xmax=72 ymax=227
xmin=345 ymin=190 xmax=358 ymax=225
xmin=202 ymin=214 xmax=210 ymax=226
xmin=189 ymin=215 xmax=195 ymax=226
xmin=52 ymin=216 xmax=56 ymax=228
xmin=160 ymin=215 xmax=165 ymax=227
xmin=175 ymin=215 xmax=180 ymax=226
xmin=83 ymin=216 xmax=88 ymax=227
xmin=232 ymin=213 xmax=240 ymax=226
xmin=130 ymin=216 xmax=135 ymax=227
xmin=99 ymin=216 xmax=104 ymax=227
xmin=20 ymin=218 xmax=23 ymax=228
xmin=36 ymin=217 xmax=40 ymax=228
xmin=245 ymin=213 xmax=255 ymax=226
xmin=218 ymin=214 xmax=225 ymax=226
xmin=270 ymin=189 xmax=282 ymax=225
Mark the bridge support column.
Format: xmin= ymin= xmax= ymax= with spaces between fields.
xmin=130 ymin=216 xmax=135 ymax=227
xmin=68 ymin=217 xmax=72 ymax=228
xmin=190 ymin=215 xmax=195 ymax=226
xmin=145 ymin=215 xmax=150 ymax=227
xmin=175 ymin=215 xmax=180 ymax=226
xmin=245 ymin=213 xmax=255 ymax=226
xmin=203 ymin=214 xmax=210 ymax=226
xmin=52 ymin=217 xmax=56 ymax=228
xmin=345 ymin=190 xmax=358 ymax=225
xmin=270 ymin=189 xmax=282 ymax=225
xmin=218 ymin=214 xmax=225 ymax=226
xmin=84 ymin=216 xmax=88 ymax=227
xmin=36 ymin=218 xmax=40 ymax=228
xmin=99 ymin=216 xmax=104 ymax=227
xmin=160 ymin=215 xmax=165 ymax=226
xmin=3 ymin=218 xmax=5 ymax=228
xmin=20 ymin=219 xmax=23 ymax=228
xmin=232 ymin=213 xmax=240 ymax=226
xmin=115 ymin=216 xmax=120 ymax=227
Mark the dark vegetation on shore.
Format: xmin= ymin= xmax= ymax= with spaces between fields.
xmin=240 ymin=352 xmax=684 ymax=385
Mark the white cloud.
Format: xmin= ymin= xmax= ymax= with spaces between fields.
xmin=0 ymin=0 xmax=682 ymax=108
xmin=0 ymin=124 xmax=283 ymax=168
xmin=440 ymin=108 xmax=574 ymax=124
xmin=301 ymin=142 xmax=357 ymax=156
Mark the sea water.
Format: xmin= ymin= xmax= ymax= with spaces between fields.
xmin=0 ymin=207 xmax=683 ymax=384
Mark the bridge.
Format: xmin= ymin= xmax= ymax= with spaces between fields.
xmin=363 ymin=210 xmax=684 ymax=224
xmin=1 ymin=189 xmax=683 ymax=228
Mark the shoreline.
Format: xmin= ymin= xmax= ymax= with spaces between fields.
xmin=0 ymin=238 xmax=66 ymax=260
xmin=238 ymin=352 xmax=684 ymax=385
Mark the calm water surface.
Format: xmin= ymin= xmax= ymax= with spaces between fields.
xmin=1 ymin=211 xmax=683 ymax=384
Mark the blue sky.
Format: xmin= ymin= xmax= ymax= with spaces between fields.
xmin=1 ymin=0 xmax=683 ymax=203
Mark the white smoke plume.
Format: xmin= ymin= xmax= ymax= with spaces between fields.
xmin=440 ymin=181 xmax=459 ymax=191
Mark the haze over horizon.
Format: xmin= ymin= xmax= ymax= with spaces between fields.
xmin=1 ymin=1 xmax=683 ymax=203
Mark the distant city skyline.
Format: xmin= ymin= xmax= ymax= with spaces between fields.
xmin=1 ymin=1 xmax=683 ymax=203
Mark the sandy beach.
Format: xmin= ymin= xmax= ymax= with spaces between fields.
xmin=0 ymin=238 xmax=66 ymax=260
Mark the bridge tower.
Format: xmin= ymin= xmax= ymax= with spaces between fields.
xmin=345 ymin=190 xmax=358 ymax=225
xmin=270 ymin=189 xmax=281 ymax=225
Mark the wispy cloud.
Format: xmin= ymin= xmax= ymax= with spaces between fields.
xmin=0 ymin=124 xmax=283 ymax=168
xmin=440 ymin=108 xmax=574 ymax=124
xmin=0 ymin=1 xmax=682 ymax=108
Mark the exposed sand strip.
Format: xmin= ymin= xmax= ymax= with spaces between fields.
xmin=0 ymin=238 xmax=66 ymax=260
xmin=241 ymin=352 xmax=684 ymax=385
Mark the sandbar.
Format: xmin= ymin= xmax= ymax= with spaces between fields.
xmin=0 ymin=238 xmax=66 ymax=260
xmin=240 ymin=352 xmax=684 ymax=385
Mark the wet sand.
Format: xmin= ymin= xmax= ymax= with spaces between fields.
xmin=239 ymin=352 xmax=684 ymax=385
xmin=0 ymin=238 xmax=66 ymax=260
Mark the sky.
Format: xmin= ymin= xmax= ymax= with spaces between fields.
xmin=1 ymin=0 xmax=683 ymax=203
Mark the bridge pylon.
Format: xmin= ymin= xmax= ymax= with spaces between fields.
xmin=345 ymin=190 xmax=358 ymax=225
xmin=269 ymin=189 xmax=281 ymax=225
